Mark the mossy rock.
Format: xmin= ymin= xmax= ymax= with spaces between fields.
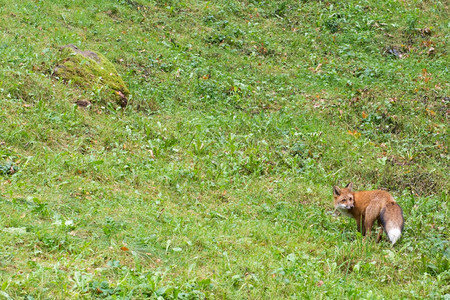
xmin=54 ymin=44 xmax=129 ymax=107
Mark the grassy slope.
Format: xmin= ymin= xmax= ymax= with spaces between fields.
xmin=0 ymin=0 xmax=448 ymax=298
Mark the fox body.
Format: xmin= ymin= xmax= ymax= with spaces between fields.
xmin=333 ymin=183 xmax=404 ymax=245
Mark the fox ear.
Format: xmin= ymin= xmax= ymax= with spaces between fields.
xmin=333 ymin=186 xmax=341 ymax=196
xmin=345 ymin=182 xmax=353 ymax=191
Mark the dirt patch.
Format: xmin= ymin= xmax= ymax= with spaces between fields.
xmin=378 ymin=166 xmax=446 ymax=196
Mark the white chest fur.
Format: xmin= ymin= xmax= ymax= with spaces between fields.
xmin=337 ymin=207 xmax=354 ymax=218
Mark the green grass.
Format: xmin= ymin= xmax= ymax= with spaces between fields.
xmin=0 ymin=0 xmax=448 ymax=298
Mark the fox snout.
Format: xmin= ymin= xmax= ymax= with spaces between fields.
xmin=336 ymin=203 xmax=353 ymax=210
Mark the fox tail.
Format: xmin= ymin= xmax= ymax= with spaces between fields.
xmin=380 ymin=202 xmax=404 ymax=245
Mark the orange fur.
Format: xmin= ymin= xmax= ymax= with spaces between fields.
xmin=333 ymin=183 xmax=404 ymax=245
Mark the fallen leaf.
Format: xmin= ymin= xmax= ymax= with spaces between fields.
xmin=315 ymin=63 xmax=322 ymax=71
xmin=347 ymin=130 xmax=361 ymax=138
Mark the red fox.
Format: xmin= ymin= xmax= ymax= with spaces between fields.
xmin=333 ymin=183 xmax=404 ymax=245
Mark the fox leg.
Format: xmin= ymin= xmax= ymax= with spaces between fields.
xmin=364 ymin=205 xmax=382 ymax=240
xmin=361 ymin=213 xmax=366 ymax=236
xmin=376 ymin=227 xmax=383 ymax=243
xmin=356 ymin=215 xmax=362 ymax=233
xmin=364 ymin=219 xmax=374 ymax=240
xmin=356 ymin=214 xmax=366 ymax=235
xmin=361 ymin=219 xmax=366 ymax=236
xmin=375 ymin=219 xmax=383 ymax=243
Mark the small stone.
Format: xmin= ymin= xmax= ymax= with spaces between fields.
xmin=76 ymin=100 xmax=91 ymax=108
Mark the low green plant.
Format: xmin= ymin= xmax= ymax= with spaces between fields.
xmin=0 ymin=0 xmax=448 ymax=298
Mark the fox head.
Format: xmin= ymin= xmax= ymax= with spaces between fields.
xmin=333 ymin=182 xmax=355 ymax=211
